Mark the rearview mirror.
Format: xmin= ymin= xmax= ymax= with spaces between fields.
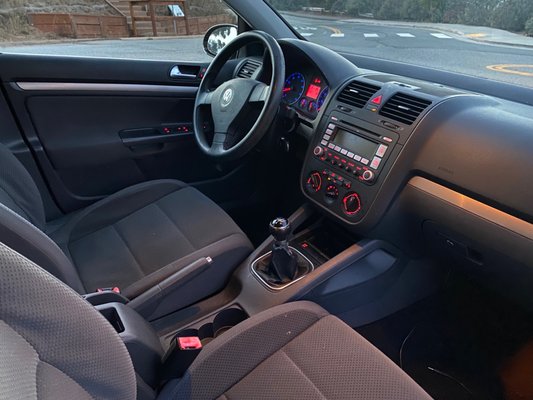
xmin=203 ymin=24 xmax=238 ymax=57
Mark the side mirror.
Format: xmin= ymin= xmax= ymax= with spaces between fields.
xmin=203 ymin=24 xmax=238 ymax=57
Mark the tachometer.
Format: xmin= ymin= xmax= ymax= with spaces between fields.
xmin=283 ymin=72 xmax=306 ymax=105
xmin=317 ymin=86 xmax=330 ymax=111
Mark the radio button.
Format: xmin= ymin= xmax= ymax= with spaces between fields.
xmin=325 ymin=129 xmax=333 ymax=135
xmin=347 ymin=151 xmax=354 ymax=158
xmin=354 ymin=155 xmax=362 ymax=162
xmin=323 ymin=134 xmax=331 ymax=140
xmin=328 ymin=123 xmax=335 ymax=130
xmin=361 ymin=158 xmax=369 ymax=165
xmin=361 ymin=170 xmax=375 ymax=182
xmin=376 ymin=144 xmax=388 ymax=157
xmin=340 ymin=149 xmax=348 ymax=155
xmin=334 ymin=145 xmax=341 ymax=152
xmin=320 ymin=140 xmax=328 ymax=146
xmin=328 ymin=143 xmax=335 ymax=149
xmin=370 ymin=156 xmax=381 ymax=169
xmin=314 ymin=146 xmax=325 ymax=156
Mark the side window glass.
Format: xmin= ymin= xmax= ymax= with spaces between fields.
xmin=0 ymin=1 xmax=236 ymax=61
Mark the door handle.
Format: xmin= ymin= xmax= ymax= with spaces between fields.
xmin=170 ymin=66 xmax=197 ymax=79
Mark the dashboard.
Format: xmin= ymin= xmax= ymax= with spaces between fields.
xmin=236 ymin=38 xmax=533 ymax=307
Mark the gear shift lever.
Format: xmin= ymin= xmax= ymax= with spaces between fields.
xmin=267 ymin=217 xmax=298 ymax=282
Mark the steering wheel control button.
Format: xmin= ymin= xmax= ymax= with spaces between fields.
xmin=370 ymin=156 xmax=382 ymax=169
xmin=342 ymin=193 xmax=362 ymax=216
xmin=376 ymin=144 xmax=388 ymax=157
xmin=361 ymin=170 xmax=375 ymax=182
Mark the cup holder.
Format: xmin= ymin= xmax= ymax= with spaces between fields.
xmin=174 ymin=307 xmax=247 ymax=345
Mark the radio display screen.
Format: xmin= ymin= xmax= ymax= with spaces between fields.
xmin=333 ymin=129 xmax=378 ymax=159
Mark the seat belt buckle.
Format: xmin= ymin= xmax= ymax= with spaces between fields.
xmin=97 ymin=287 xmax=121 ymax=294
xmin=177 ymin=336 xmax=203 ymax=351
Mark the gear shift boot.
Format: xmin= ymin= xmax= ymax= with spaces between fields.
xmin=251 ymin=217 xmax=314 ymax=289
xmin=269 ymin=242 xmax=298 ymax=282
xmin=253 ymin=247 xmax=313 ymax=288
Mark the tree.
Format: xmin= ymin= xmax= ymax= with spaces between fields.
xmin=490 ymin=0 xmax=533 ymax=32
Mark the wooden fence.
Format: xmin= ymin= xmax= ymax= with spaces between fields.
xmin=28 ymin=14 xmax=129 ymax=39
xmin=29 ymin=12 xmax=234 ymax=39
xmin=147 ymin=14 xmax=235 ymax=36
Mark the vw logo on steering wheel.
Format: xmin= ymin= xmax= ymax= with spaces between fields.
xmin=221 ymin=88 xmax=234 ymax=107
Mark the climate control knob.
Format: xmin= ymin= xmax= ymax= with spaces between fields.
xmin=342 ymin=192 xmax=362 ymax=215
xmin=313 ymin=146 xmax=325 ymax=157
xmin=306 ymin=172 xmax=322 ymax=193
xmin=324 ymin=184 xmax=339 ymax=204
xmin=361 ymin=170 xmax=375 ymax=183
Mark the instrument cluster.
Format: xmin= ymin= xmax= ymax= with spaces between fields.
xmin=282 ymin=71 xmax=329 ymax=119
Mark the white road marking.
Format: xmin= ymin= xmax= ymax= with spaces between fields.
xmin=431 ymin=33 xmax=452 ymax=39
xmin=301 ymin=32 xmax=314 ymax=37
xmin=396 ymin=33 xmax=415 ymax=37
xmin=364 ymin=33 xmax=379 ymax=38
xmin=330 ymin=33 xmax=345 ymax=38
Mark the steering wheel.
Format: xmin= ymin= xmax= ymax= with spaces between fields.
xmin=193 ymin=31 xmax=285 ymax=160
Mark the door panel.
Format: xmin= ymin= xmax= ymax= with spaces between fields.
xmin=0 ymin=54 xmax=255 ymax=214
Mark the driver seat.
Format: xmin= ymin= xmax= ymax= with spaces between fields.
xmin=0 ymin=144 xmax=253 ymax=319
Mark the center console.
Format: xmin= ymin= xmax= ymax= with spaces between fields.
xmin=302 ymin=109 xmax=400 ymax=224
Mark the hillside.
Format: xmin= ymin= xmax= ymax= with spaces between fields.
xmin=0 ymin=0 xmax=117 ymax=40
xmin=0 ymin=0 xmax=229 ymax=41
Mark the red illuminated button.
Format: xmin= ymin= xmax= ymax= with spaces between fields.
xmin=371 ymin=95 xmax=383 ymax=105
xmin=178 ymin=336 xmax=202 ymax=350
xmin=376 ymin=144 xmax=388 ymax=157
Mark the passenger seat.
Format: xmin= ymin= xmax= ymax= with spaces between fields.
xmin=0 ymin=241 xmax=432 ymax=399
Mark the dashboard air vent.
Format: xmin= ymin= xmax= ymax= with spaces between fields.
xmin=237 ymin=59 xmax=262 ymax=78
xmin=337 ymin=81 xmax=381 ymax=108
xmin=379 ymin=93 xmax=432 ymax=125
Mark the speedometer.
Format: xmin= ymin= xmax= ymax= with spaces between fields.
xmin=282 ymin=72 xmax=306 ymax=105
xmin=317 ymin=86 xmax=329 ymax=111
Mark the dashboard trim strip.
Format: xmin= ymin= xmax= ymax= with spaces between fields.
xmin=14 ymin=82 xmax=198 ymax=94
xmin=409 ymin=176 xmax=533 ymax=241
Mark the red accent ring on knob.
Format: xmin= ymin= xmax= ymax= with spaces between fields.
xmin=342 ymin=192 xmax=362 ymax=215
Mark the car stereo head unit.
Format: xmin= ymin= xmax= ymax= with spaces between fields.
xmin=302 ymin=111 xmax=400 ymax=223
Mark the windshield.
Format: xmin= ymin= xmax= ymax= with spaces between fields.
xmin=266 ymin=0 xmax=533 ymax=88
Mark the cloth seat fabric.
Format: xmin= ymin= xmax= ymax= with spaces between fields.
xmin=0 ymin=241 xmax=432 ymax=400
xmin=159 ymin=301 xmax=433 ymax=400
xmin=0 ymin=143 xmax=253 ymax=318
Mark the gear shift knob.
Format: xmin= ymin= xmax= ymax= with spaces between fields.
xmin=269 ymin=217 xmax=291 ymax=242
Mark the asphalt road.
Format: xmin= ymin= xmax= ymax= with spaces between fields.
xmin=286 ymin=15 xmax=533 ymax=88
xmin=1 ymin=14 xmax=532 ymax=87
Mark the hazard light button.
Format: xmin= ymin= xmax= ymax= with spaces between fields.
xmin=370 ymin=95 xmax=383 ymax=105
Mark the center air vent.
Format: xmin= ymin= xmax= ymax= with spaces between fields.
xmin=337 ymin=81 xmax=381 ymax=108
xmin=379 ymin=93 xmax=432 ymax=125
xmin=237 ymin=59 xmax=262 ymax=78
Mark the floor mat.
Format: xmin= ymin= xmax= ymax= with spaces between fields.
xmin=357 ymin=273 xmax=533 ymax=400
